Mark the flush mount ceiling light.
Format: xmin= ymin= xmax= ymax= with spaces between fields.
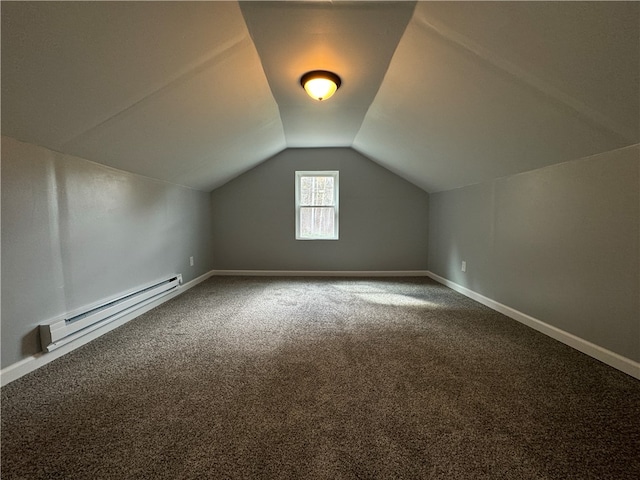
xmin=300 ymin=70 xmax=342 ymax=101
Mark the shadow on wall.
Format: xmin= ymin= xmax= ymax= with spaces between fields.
xmin=21 ymin=329 xmax=41 ymax=358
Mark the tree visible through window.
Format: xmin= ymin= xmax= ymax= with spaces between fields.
xmin=295 ymin=171 xmax=339 ymax=240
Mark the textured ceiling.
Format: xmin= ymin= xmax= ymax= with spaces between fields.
xmin=2 ymin=1 xmax=638 ymax=193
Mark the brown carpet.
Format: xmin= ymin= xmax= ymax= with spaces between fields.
xmin=2 ymin=276 xmax=639 ymax=479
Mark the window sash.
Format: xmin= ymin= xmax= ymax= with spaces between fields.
xmin=299 ymin=207 xmax=336 ymax=238
xmin=299 ymin=176 xmax=335 ymax=207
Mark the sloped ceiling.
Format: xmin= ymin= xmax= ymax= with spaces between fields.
xmin=354 ymin=1 xmax=639 ymax=192
xmin=2 ymin=1 xmax=638 ymax=193
xmin=1 ymin=1 xmax=286 ymax=191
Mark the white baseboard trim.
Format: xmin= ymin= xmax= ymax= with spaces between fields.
xmin=426 ymin=271 xmax=640 ymax=380
xmin=1 ymin=270 xmax=216 ymax=387
xmin=211 ymin=270 xmax=431 ymax=277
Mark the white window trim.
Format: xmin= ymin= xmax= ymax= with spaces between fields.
xmin=295 ymin=171 xmax=339 ymax=240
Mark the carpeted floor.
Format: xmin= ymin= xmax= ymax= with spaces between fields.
xmin=2 ymin=276 xmax=639 ymax=479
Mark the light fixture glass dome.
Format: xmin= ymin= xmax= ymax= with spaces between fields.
xmin=300 ymin=70 xmax=341 ymax=101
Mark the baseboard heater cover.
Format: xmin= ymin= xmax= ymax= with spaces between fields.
xmin=40 ymin=275 xmax=182 ymax=352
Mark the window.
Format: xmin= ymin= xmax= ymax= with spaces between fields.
xmin=295 ymin=171 xmax=339 ymax=240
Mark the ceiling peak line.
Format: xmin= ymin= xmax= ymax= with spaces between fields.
xmin=413 ymin=14 xmax=637 ymax=143
xmin=60 ymin=34 xmax=251 ymax=151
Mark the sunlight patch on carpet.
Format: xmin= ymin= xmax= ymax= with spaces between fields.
xmin=334 ymin=283 xmax=440 ymax=308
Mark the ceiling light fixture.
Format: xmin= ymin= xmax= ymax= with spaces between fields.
xmin=300 ymin=70 xmax=341 ymax=101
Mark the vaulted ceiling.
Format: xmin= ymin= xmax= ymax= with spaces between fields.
xmin=2 ymin=1 xmax=638 ymax=193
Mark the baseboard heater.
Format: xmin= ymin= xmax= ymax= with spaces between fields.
xmin=40 ymin=274 xmax=183 ymax=352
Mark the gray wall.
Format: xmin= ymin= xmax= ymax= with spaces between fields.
xmin=1 ymin=136 xmax=214 ymax=367
xmin=428 ymin=145 xmax=640 ymax=362
xmin=210 ymin=148 xmax=429 ymax=271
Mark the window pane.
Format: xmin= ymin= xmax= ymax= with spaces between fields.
xmin=300 ymin=176 xmax=334 ymax=206
xmin=299 ymin=207 xmax=335 ymax=237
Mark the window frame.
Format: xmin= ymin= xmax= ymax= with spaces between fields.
xmin=295 ymin=170 xmax=339 ymax=240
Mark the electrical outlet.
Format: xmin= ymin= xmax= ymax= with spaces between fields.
xmin=189 ymin=256 xmax=194 ymax=267
xmin=461 ymin=261 xmax=466 ymax=272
